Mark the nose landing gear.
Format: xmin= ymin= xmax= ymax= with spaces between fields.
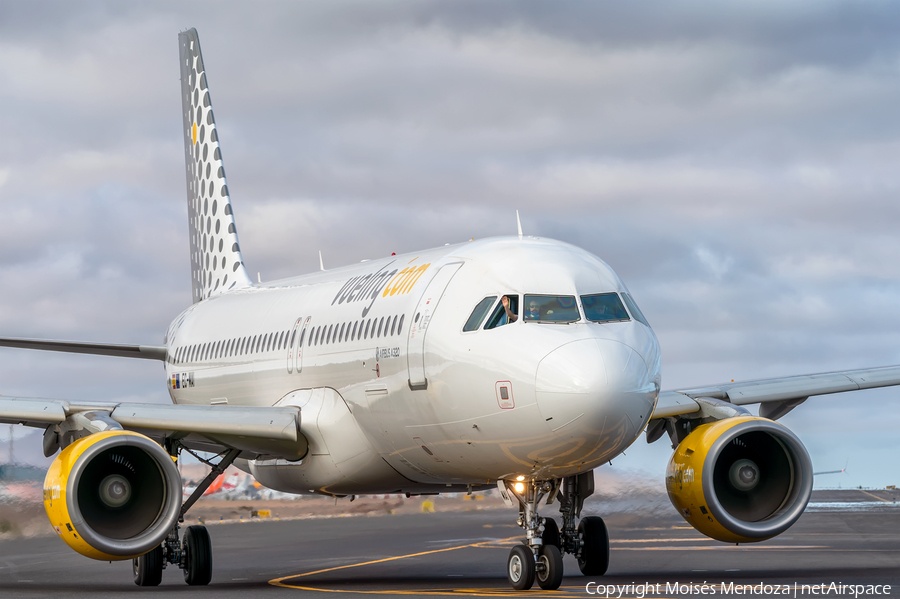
xmin=501 ymin=471 xmax=608 ymax=591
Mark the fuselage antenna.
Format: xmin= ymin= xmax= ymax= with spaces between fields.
xmin=319 ymin=250 xmax=325 ymax=271
xmin=516 ymin=210 xmax=523 ymax=240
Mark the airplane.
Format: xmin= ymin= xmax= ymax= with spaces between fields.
xmin=1 ymin=27 xmax=899 ymax=591
xmin=814 ymin=459 xmax=849 ymax=477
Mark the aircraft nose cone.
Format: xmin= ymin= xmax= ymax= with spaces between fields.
xmin=535 ymin=338 xmax=655 ymax=440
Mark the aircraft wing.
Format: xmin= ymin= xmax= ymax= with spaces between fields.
xmin=652 ymin=364 xmax=900 ymax=419
xmin=0 ymin=336 xmax=167 ymax=361
xmin=0 ymin=396 xmax=306 ymax=460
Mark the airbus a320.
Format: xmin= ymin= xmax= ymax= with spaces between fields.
xmin=1 ymin=29 xmax=897 ymax=591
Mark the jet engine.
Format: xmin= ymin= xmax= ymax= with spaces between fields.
xmin=665 ymin=416 xmax=813 ymax=543
xmin=43 ymin=430 xmax=182 ymax=560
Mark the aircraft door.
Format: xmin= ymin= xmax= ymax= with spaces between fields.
xmin=286 ymin=317 xmax=302 ymax=374
xmin=294 ymin=317 xmax=311 ymax=374
xmin=407 ymin=262 xmax=463 ymax=389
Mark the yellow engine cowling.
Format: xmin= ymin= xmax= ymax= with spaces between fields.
xmin=666 ymin=416 xmax=813 ymax=544
xmin=43 ymin=430 xmax=182 ymax=560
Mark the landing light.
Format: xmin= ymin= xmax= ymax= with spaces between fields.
xmin=514 ymin=482 xmax=525 ymax=494
xmin=515 ymin=475 xmax=525 ymax=481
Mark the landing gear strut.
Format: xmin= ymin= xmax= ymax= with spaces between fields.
xmin=132 ymin=446 xmax=240 ymax=586
xmin=559 ymin=471 xmax=609 ymax=576
xmin=501 ymin=471 xmax=609 ymax=591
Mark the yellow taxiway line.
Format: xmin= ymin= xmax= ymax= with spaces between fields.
xmin=268 ymin=533 xmax=894 ymax=596
xmin=858 ymin=489 xmax=891 ymax=503
xmin=269 ymin=536 xmax=541 ymax=596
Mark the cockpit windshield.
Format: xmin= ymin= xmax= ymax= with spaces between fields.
xmin=581 ymin=293 xmax=629 ymax=323
xmin=621 ymin=292 xmax=650 ymax=327
xmin=464 ymin=296 xmax=497 ymax=332
xmin=485 ymin=294 xmax=518 ymax=329
xmin=523 ymin=294 xmax=580 ymax=323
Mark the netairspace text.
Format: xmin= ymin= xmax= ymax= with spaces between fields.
xmin=585 ymin=582 xmax=892 ymax=598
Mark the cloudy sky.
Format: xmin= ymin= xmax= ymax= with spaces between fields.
xmin=1 ymin=2 xmax=899 ymax=488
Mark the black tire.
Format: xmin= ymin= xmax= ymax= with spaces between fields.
xmin=507 ymin=545 xmax=535 ymax=591
xmin=183 ymin=525 xmax=213 ymax=586
xmin=536 ymin=544 xmax=564 ymax=590
xmin=541 ymin=517 xmax=560 ymax=548
xmin=133 ymin=545 xmax=163 ymax=587
xmin=577 ymin=516 xmax=609 ymax=576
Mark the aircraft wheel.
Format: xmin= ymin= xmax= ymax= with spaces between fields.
xmin=133 ymin=544 xmax=163 ymax=586
xmin=577 ymin=516 xmax=609 ymax=576
xmin=183 ymin=525 xmax=213 ymax=586
xmin=507 ymin=545 xmax=535 ymax=590
xmin=536 ymin=544 xmax=564 ymax=590
xmin=541 ymin=517 xmax=560 ymax=548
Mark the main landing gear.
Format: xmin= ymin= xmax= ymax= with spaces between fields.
xmin=133 ymin=446 xmax=240 ymax=587
xmin=500 ymin=471 xmax=608 ymax=591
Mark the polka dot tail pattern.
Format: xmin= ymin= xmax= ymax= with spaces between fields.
xmin=178 ymin=29 xmax=253 ymax=303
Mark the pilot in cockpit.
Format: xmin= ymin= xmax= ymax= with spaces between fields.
xmin=483 ymin=295 xmax=519 ymax=329
xmin=498 ymin=295 xmax=518 ymax=326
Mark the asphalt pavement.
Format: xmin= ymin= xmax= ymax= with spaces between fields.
xmin=0 ymin=489 xmax=897 ymax=598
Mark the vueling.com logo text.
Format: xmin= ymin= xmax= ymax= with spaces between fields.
xmin=332 ymin=261 xmax=432 ymax=317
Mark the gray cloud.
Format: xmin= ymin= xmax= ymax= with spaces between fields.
xmin=1 ymin=1 xmax=898 ymax=488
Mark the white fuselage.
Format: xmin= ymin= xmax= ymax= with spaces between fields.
xmin=163 ymin=236 xmax=661 ymax=496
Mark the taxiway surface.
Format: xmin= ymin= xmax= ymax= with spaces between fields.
xmin=1 ymin=489 xmax=897 ymax=598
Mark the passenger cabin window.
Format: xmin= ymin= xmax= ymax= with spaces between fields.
xmin=485 ymin=295 xmax=518 ymax=329
xmin=523 ymin=294 xmax=580 ymax=323
xmin=581 ymin=293 xmax=630 ymax=323
xmin=464 ymin=296 xmax=496 ymax=332
xmin=621 ymin=292 xmax=651 ymax=327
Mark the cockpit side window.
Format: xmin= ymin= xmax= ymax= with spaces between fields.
xmin=463 ymin=296 xmax=497 ymax=332
xmin=621 ymin=292 xmax=651 ymax=327
xmin=581 ymin=293 xmax=630 ymax=323
xmin=523 ymin=294 xmax=580 ymax=323
xmin=485 ymin=295 xmax=519 ymax=329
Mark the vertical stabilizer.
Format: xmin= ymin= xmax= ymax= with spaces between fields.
xmin=178 ymin=29 xmax=253 ymax=303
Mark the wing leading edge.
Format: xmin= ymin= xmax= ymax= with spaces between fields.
xmin=0 ymin=337 xmax=167 ymax=361
xmin=0 ymin=397 xmax=307 ymax=461
xmin=652 ymin=364 xmax=900 ymax=419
